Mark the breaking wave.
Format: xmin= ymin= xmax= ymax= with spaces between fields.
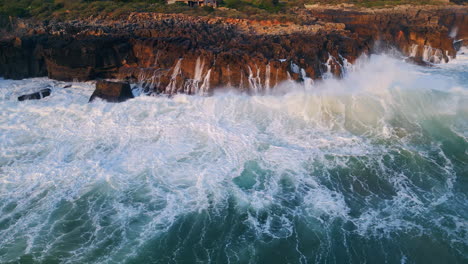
xmin=0 ymin=53 xmax=467 ymax=263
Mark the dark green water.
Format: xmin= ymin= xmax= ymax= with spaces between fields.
xmin=0 ymin=54 xmax=466 ymax=263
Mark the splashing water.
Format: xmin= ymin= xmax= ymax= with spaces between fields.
xmin=165 ymin=58 xmax=182 ymax=94
xmin=0 ymin=53 xmax=467 ymax=264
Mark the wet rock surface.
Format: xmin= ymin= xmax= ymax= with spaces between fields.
xmin=405 ymin=56 xmax=434 ymax=67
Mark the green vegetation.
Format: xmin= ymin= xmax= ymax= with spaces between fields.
xmin=0 ymin=0 xmax=165 ymax=19
xmin=0 ymin=0 xmax=294 ymax=21
xmin=0 ymin=0 xmax=462 ymax=22
xmin=305 ymin=0 xmax=459 ymax=8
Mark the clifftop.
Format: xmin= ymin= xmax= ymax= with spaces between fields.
xmin=0 ymin=0 xmax=466 ymax=23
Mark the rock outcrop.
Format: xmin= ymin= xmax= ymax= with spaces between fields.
xmin=18 ymin=88 xmax=51 ymax=101
xmin=308 ymin=5 xmax=467 ymax=63
xmin=1 ymin=5 xmax=466 ymax=95
xmin=0 ymin=37 xmax=47 ymax=80
xmin=89 ymin=80 xmax=134 ymax=103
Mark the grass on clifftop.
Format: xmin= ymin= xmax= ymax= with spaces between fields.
xmin=0 ymin=0 xmax=295 ymax=23
xmin=305 ymin=0 xmax=463 ymax=8
xmin=0 ymin=0 xmax=463 ymax=23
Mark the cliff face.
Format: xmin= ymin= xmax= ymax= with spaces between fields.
xmin=0 ymin=6 xmax=466 ymax=94
xmin=309 ymin=5 xmax=467 ymax=62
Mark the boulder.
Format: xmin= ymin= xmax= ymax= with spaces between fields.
xmin=89 ymin=80 xmax=134 ymax=103
xmin=18 ymin=88 xmax=51 ymax=101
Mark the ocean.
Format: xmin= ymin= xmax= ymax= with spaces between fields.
xmin=0 ymin=51 xmax=467 ymax=263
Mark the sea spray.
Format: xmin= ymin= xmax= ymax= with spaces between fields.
xmin=165 ymin=58 xmax=182 ymax=94
xmin=0 ymin=54 xmax=467 ymax=263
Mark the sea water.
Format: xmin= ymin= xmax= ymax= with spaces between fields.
xmin=0 ymin=51 xmax=467 ymax=263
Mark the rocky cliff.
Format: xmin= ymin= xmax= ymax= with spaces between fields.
xmin=309 ymin=5 xmax=467 ymax=61
xmin=0 ymin=5 xmax=466 ymax=94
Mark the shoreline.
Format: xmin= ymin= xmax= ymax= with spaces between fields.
xmin=0 ymin=5 xmax=466 ymax=95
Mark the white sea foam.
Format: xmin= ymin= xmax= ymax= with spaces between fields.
xmin=0 ymin=53 xmax=467 ymax=263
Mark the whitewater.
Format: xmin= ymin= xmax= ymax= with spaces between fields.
xmin=0 ymin=51 xmax=467 ymax=263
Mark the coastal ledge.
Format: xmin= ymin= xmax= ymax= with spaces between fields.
xmin=0 ymin=5 xmax=466 ymax=95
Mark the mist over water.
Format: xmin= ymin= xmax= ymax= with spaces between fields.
xmin=0 ymin=53 xmax=467 ymax=263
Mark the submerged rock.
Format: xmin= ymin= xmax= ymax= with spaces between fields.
xmin=18 ymin=88 xmax=51 ymax=101
xmin=89 ymin=80 xmax=134 ymax=103
xmin=405 ymin=57 xmax=433 ymax=67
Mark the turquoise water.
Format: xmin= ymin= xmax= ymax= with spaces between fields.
xmin=0 ymin=53 xmax=467 ymax=263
